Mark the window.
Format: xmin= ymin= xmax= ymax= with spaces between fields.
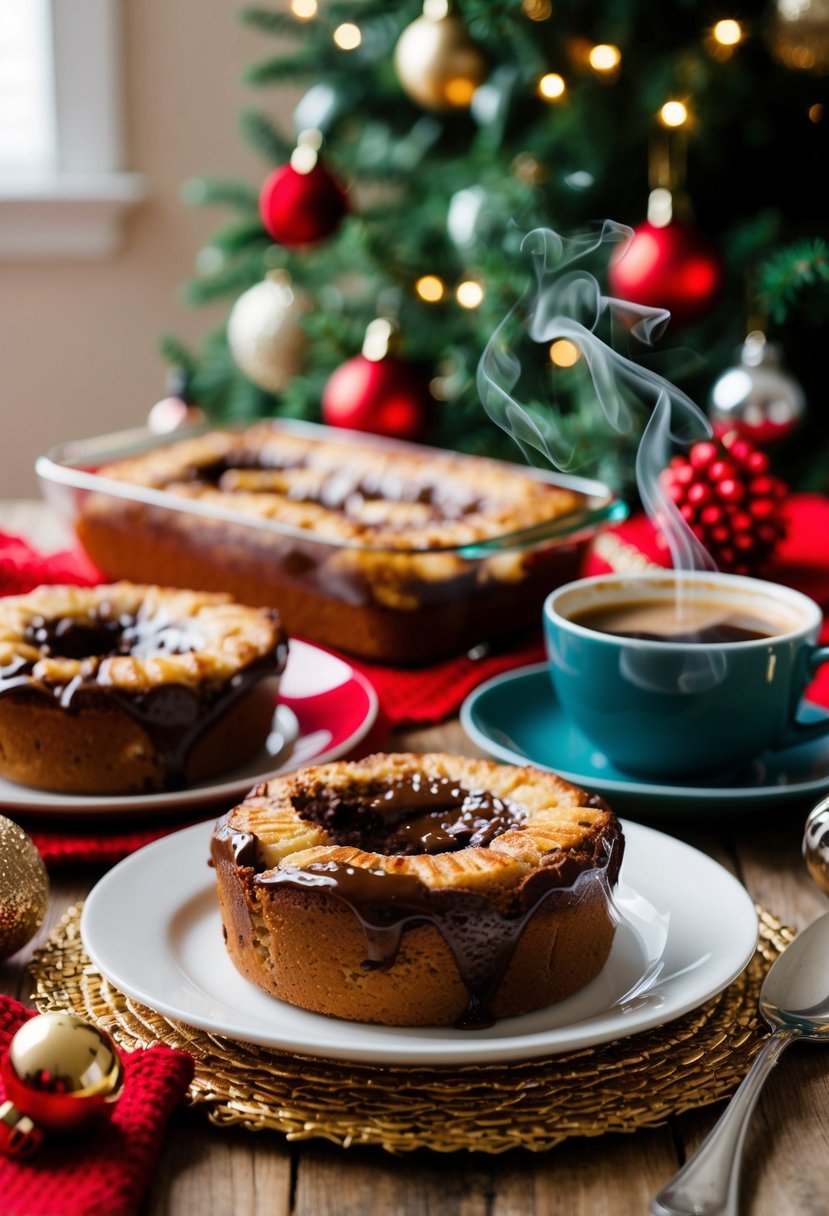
xmin=0 ymin=0 xmax=144 ymax=258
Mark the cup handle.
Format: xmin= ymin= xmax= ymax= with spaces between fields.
xmin=784 ymin=644 xmax=829 ymax=745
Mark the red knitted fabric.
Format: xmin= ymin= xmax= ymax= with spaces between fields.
xmin=0 ymin=996 xmax=194 ymax=1216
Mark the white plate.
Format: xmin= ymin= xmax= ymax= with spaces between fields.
xmin=0 ymin=639 xmax=378 ymax=817
xmin=80 ymin=819 xmax=758 ymax=1065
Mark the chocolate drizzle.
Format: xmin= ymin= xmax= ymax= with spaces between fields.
xmin=293 ymin=774 xmax=526 ymax=856
xmin=0 ymin=606 xmax=287 ymax=789
xmin=254 ymin=857 xmax=606 ymax=1029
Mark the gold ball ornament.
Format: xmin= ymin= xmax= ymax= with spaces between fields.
xmin=0 ymin=816 xmax=48 ymax=961
xmin=0 ymin=1013 xmax=125 ymax=1157
xmin=768 ymin=0 xmax=829 ymax=74
xmin=394 ymin=0 xmax=487 ymax=111
xmin=803 ymin=795 xmax=829 ymax=895
xmin=227 ymin=271 xmax=309 ymax=393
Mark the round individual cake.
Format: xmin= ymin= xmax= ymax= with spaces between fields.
xmin=0 ymin=582 xmax=287 ymax=794
xmin=212 ymin=752 xmax=624 ymax=1027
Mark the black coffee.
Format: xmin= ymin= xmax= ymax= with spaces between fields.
xmin=570 ymin=598 xmax=787 ymax=644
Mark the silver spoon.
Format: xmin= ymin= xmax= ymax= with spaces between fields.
xmin=651 ymin=911 xmax=829 ymax=1216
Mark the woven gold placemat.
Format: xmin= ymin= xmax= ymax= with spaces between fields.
xmin=29 ymin=903 xmax=789 ymax=1154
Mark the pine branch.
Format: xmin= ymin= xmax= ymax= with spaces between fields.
xmin=206 ymin=218 xmax=270 ymax=256
xmin=244 ymin=51 xmax=321 ymax=87
xmin=758 ymin=239 xmax=829 ymax=325
xmin=238 ymin=109 xmax=294 ymax=163
xmin=157 ymin=333 xmax=198 ymax=375
xmin=180 ymin=176 xmax=259 ymax=211
xmin=182 ymin=256 xmax=265 ymax=307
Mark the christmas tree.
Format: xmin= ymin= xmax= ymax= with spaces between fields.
xmin=162 ymin=0 xmax=829 ymax=495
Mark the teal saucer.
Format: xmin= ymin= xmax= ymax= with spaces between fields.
xmin=460 ymin=662 xmax=829 ymax=817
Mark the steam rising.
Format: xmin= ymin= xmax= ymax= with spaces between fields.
xmin=477 ymin=222 xmax=717 ymax=573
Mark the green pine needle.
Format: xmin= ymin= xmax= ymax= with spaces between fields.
xmin=759 ymin=239 xmax=829 ymax=324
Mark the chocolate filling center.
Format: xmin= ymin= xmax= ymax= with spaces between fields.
xmin=292 ymin=774 xmax=526 ymax=856
xmin=23 ymin=607 xmax=207 ymax=661
xmin=1 ymin=606 xmax=285 ymax=790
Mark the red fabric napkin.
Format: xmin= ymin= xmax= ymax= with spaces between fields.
xmin=0 ymin=996 xmax=193 ymax=1216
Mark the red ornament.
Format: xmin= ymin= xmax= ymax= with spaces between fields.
xmin=659 ymin=432 xmax=788 ymax=575
xmin=608 ymin=219 xmax=723 ymax=328
xmin=322 ymin=355 xmax=432 ymax=441
xmin=259 ymin=159 xmax=348 ymax=248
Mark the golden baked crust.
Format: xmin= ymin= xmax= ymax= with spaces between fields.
xmin=212 ymin=753 xmax=624 ymax=1027
xmin=0 ymin=582 xmax=287 ymax=794
xmin=93 ymin=425 xmax=582 ymax=551
xmin=76 ymin=426 xmax=596 ymax=663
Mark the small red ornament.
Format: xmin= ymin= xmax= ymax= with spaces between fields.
xmin=321 ymin=319 xmax=432 ymax=441
xmin=659 ymin=432 xmax=788 ymax=575
xmin=259 ymin=131 xmax=348 ymax=248
xmin=608 ymin=218 xmax=723 ymax=329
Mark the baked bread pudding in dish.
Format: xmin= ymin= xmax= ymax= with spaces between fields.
xmin=0 ymin=583 xmax=287 ymax=794
xmin=212 ymin=752 xmax=624 ymax=1027
xmin=72 ymin=422 xmax=605 ymax=663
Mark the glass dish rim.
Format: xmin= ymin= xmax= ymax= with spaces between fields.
xmin=36 ymin=418 xmax=628 ymax=556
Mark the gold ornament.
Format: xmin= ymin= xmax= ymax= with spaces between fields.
xmin=768 ymin=0 xmax=829 ymax=74
xmin=227 ymin=271 xmax=309 ymax=393
xmin=0 ymin=816 xmax=48 ymax=961
xmin=803 ymin=796 xmax=829 ymax=894
xmin=0 ymin=1012 xmax=124 ymax=1156
xmin=394 ymin=0 xmax=487 ymax=111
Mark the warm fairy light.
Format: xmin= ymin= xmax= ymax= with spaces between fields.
xmin=588 ymin=44 xmax=621 ymax=73
xmin=659 ymin=100 xmax=689 ymax=128
xmin=415 ymin=275 xmax=446 ymax=303
xmin=444 ymin=77 xmax=478 ymax=106
xmin=333 ymin=23 xmax=362 ymax=50
xmin=456 ymin=280 xmax=485 ymax=309
xmin=713 ymin=19 xmax=742 ymax=46
xmin=290 ymin=0 xmax=318 ymax=19
xmin=549 ymin=339 xmax=581 ymax=367
xmin=538 ymin=73 xmax=566 ymax=101
xmin=522 ymin=0 xmax=553 ymax=19
xmin=809 ymin=103 xmax=824 ymax=123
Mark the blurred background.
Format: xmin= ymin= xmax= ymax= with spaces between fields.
xmin=1 ymin=0 xmax=827 ymax=501
xmin=0 ymin=0 xmax=283 ymax=497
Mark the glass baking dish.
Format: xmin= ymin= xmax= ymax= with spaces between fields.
xmin=36 ymin=420 xmax=627 ymax=665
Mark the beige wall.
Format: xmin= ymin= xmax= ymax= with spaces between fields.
xmin=0 ymin=0 xmax=299 ymax=500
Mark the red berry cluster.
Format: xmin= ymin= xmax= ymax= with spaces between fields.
xmin=659 ymin=433 xmax=788 ymax=575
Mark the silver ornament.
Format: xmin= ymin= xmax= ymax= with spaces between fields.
xmin=709 ymin=330 xmax=805 ymax=443
xmin=803 ymin=795 xmax=829 ymax=895
xmin=227 ymin=272 xmax=308 ymax=393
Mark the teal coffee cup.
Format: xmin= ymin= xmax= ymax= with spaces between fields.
xmin=543 ymin=570 xmax=829 ymax=779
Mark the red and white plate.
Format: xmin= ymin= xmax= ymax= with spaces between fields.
xmin=0 ymin=639 xmax=378 ymax=817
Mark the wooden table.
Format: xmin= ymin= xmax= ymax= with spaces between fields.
xmin=2 ymin=502 xmax=828 ymax=1216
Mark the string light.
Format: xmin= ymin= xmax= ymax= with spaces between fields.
xmin=333 ymin=23 xmax=362 ymax=50
xmin=549 ymin=339 xmax=581 ymax=367
xmin=659 ymin=100 xmax=689 ymax=128
xmin=444 ymin=78 xmax=478 ymax=106
xmin=456 ymin=280 xmax=485 ymax=309
xmin=713 ymin=19 xmax=743 ymax=46
xmin=809 ymin=103 xmax=824 ymax=123
xmin=588 ymin=44 xmax=621 ymax=73
xmin=290 ymin=0 xmax=318 ymax=18
xmin=522 ymin=0 xmax=552 ymax=19
xmin=415 ymin=275 xmax=445 ymax=303
xmin=538 ymin=73 xmax=566 ymax=101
